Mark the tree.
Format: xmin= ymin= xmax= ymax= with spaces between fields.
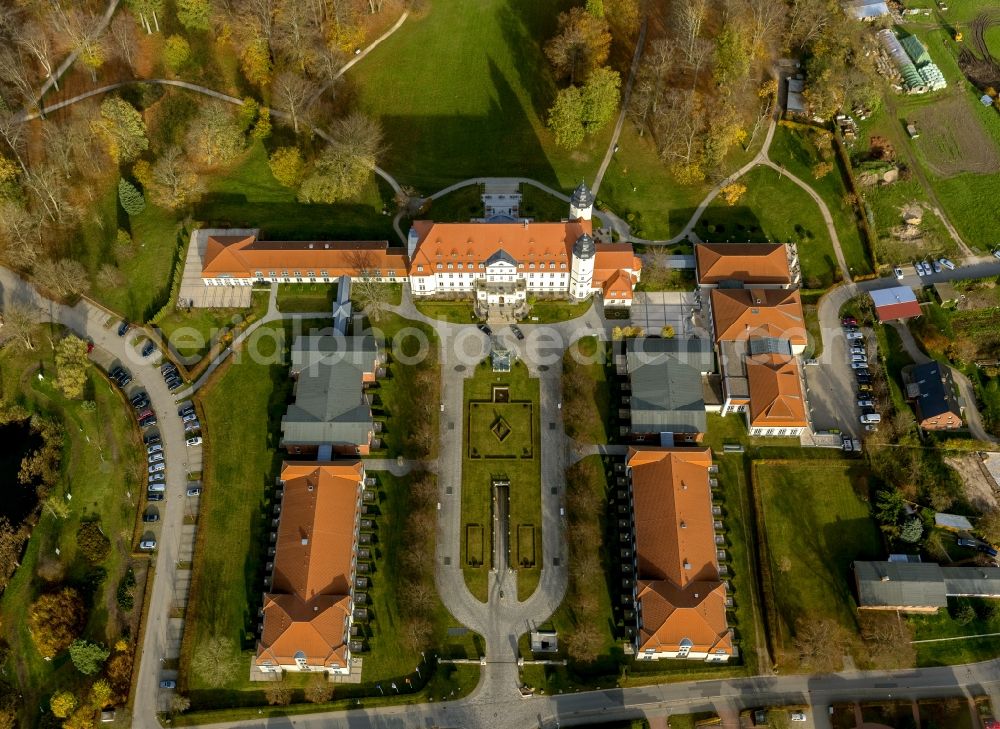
xmin=97 ymin=263 xmax=124 ymax=289
xmin=33 ymin=258 xmax=91 ymax=299
xmin=271 ymin=71 xmax=319 ymax=135
xmin=176 ymin=0 xmax=211 ymax=30
xmin=812 ymin=161 xmax=833 ymax=180
xmin=50 ymin=691 xmax=77 ymax=718
xmin=119 ymin=177 xmax=146 ymax=216
xmin=93 ymin=96 xmax=149 ymax=164
xmin=252 ymin=106 xmax=273 ymax=142
xmin=547 ymin=86 xmax=585 ymax=149
xmin=713 ymin=17 xmax=752 ymax=89
xmin=298 ymin=113 xmax=383 ymax=203
xmin=18 ymin=21 xmax=59 ymax=92
xmin=348 ymin=249 xmax=391 ymax=321
xmin=304 ymin=674 xmax=333 ymax=703
xmin=240 ymin=36 xmax=273 ymax=86
xmin=185 ymin=101 xmax=246 ymax=166
xmin=144 ymin=147 xmax=203 ymax=209
xmin=170 ymin=695 xmax=191 ymax=715
xmin=90 ymin=679 xmax=112 ymax=708
xmin=28 ymin=587 xmax=85 ymax=657
xmin=793 ymin=617 xmax=849 ymax=672
xmin=859 ymin=612 xmax=914 ymax=669
xmin=0 ymin=516 xmax=24 ymax=589
xmin=899 ymin=516 xmax=923 ymax=544
xmin=675 ymin=0 xmax=708 ymax=69
xmin=109 ymin=12 xmax=140 ymax=72
xmin=191 ymin=636 xmax=236 ymax=687
xmin=580 ymin=66 xmax=621 ymax=132
xmin=69 ymin=640 xmax=110 ymax=675
xmin=268 ymin=147 xmax=305 ymax=188
xmin=720 ymin=182 xmax=747 ymax=205
xmin=565 ymin=623 xmax=604 ymax=662
xmin=163 ymin=35 xmax=191 ymax=72
xmin=265 ymin=683 xmax=291 ymax=706
xmin=954 ymin=601 xmax=977 ymax=626
xmin=977 ymin=508 xmax=1000 ymax=546
xmin=126 ymin=0 xmax=165 ymax=33
xmin=2 ymin=302 xmax=36 ymax=350
xmin=545 ymin=7 xmax=611 ymax=85
xmin=55 ymin=336 xmax=89 ymax=399
xmin=77 ymin=521 xmax=111 ymax=563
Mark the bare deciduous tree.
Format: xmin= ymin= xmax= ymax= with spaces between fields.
xmin=271 ymin=71 xmax=318 ymax=134
xmin=674 ymin=0 xmax=708 ymax=69
xmin=109 ymin=12 xmax=140 ymax=73
xmin=2 ymin=302 xmax=37 ymax=350
xmin=18 ymin=21 xmax=59 ymax=91
xmin=304 ymin=674 xmax=333 ymax=704
xmin=347 ymin=249 xmax=390 ymax=322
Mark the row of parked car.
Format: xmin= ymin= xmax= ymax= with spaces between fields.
xmin=842 ymin=316 xmax=881 ymax=431
xmin=161 ymin=361 xmax=182 ymax=391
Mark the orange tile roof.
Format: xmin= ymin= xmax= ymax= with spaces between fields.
xmin=635 ymin=580 xmax=733 ymax=655
xmin=202 ymin=235 xmax=407 ymax=278
xmin=745 ymin=354 xmax=808 ymax=428
xmin=628 ymin=447 xmax=731 ymax=657
xmin=628 ymin=447 xmax=717 ymax=586
xmin=255 ymin=461 xmax=363 ymax=668
xmin=710 ymin=288 xmax=807 ymax=345
xmin=695 ymin=243 xmax=791 ymax=285
xmin=408 ymin=219 xmax=592 ymax=275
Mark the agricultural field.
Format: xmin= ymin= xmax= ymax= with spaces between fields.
xmin=909 ymin=94 xmax=1000 ymax=176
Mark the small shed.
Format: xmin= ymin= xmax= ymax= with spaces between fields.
xmin=870 ymin=286 xmax=922 ymax=322
xmin=530 ymin=630 xmax=558 ymax=652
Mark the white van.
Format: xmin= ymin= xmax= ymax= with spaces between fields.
xmin=860 ymin=412 xmax=881 ymax=424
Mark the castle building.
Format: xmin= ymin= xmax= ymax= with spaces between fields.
xmin=199 ymin=182 xmax=641 ymax=308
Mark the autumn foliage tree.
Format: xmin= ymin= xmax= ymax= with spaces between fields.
xmin=545 ymin=7 xmax=611 ymax=85
xmin=93 ymin=96 xmax=149 ymax=165
xmin=28 ymin=587 xmax=85 ymax=658
xmin=54 ymin=335 xmax=90 ymax=399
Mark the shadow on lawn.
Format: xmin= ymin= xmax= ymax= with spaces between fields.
xmin=191 ymin=196 xmax=394 ymax=241
xmin=376 ymin=58 xmax=559 ymax=190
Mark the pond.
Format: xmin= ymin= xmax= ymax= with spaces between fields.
xmin=0 ymin=420 xmax=42 ymax=526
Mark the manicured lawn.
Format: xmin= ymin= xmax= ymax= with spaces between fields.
xmin=753 ymin=459 xmax=882 ymax=666
xmin=909 ymin=597 xmax=1000 ymax=667
xmin=275 ymin=283 xmax=338 ymax=313
xmin=365 ymin=312 xmax=441 ymax=459
xmin=461 ymin=360 xmax=541 ymax=602
xmin=522 ymin=185 xmax=572 ymax=222
xmin=694 ymin=166 xmax=843 ymax=289
xmin=597 ymin=126 xmax=707 ymax=240
xmin=468 ymin=401 xmax=534 ymax=458
xmin=769 ymin=125 xmax=873 ymax=276
xmin=157 ymin=290 xmax=268 ymax=364
xmin=0 ymin=327 xmax=143 ymax=728
xmin=525 ymin=297 xmax=593 ymax=322
xmin=348 ymin=0 xmax=607 ymax=192
xmin=66 ymin=179 xmax=187 ymax=322
xmin=414 ymin=300 xmax=480 ymax=323
xmin=427 ymin=185 xmax=484 ymax=222
xmin=192 ymin=143 xmax=398 ymax=242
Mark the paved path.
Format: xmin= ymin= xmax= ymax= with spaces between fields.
xmin=190 ymin=656 xmax=1000 ymax=729
xmin=14 ymin=0 xmax=122 ymax=119
xmin=592 ymin=19 xmax=648 ymax=195
xmin=0 ymin=266 xmax=195 ymax=726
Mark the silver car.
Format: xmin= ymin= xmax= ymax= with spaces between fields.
xmin=148 ymin=452 xmax=165 ymax=464
xmin=148 ymin=463 xmax=166 ymax=474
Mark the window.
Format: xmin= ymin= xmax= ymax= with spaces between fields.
xmin=293 ymin=271 xmax=301 ymax=276
xmin=417 ymin=265 xmax=424 ymax=272
xmin=529 ymin=263 xmax=536 ymax=269
xmin=388 ymin=270 xmax=396 ymax=277
xmin=307 ymin=271 xmax=315 ymax=277
xmin=255 ymin=271 xmax=263 ymax=277
xmin=320 ymin=270 xmax=327 ymax=276
xmin=478 ymin=263 xmax=485 ymax=268
xmin=436 ymin=263 xmax=443 ymax=270
xmin=269 ymin=270 xmax=276 ymax=277
xmin=549 ymin=262 xmax=555 ymax=269
xmin=281 ymin=270 xmax=289 ymax=276
xmin=447 ymin=263 xmax=453 ymax=269
xmin=560 ymin=263 xmax=567 ymax=269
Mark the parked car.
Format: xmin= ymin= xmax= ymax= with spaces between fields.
xmin=858 ymin=383 xmax=873 ymax=392
xmin=161 ymin=363 xmax=178 ymax=376
xmin=846 ymin=330 xmax=864 ymax=340
xmin=139 ymin=539 xmax=156 ymax=550
xmin=850 ymin=354 xmax=867 ymax=363
xmin=143 ymin=433 xmax=160 ymax=445
xmin=159 ymin=680 xmax=176 ymax=689
xmin=510 ymin=324 xmax=525 ymax=340
xmin=178 ymin=405 xmax=195 ymax=417
xmin=186 ymin=486 xmax=202 ymax=497
xmin=184 ymin=421 xmax=201 ymax=433
xmin=148 ymin=463 xmax=165 ymax=474
xmin=130 ymin=392 xmax=148 ymax=407
xmin=137 ymin=409 xmax=154 ymax=421
xmin=850 ymin=346 xmax=866 ymax=355
xmin=147 ymin=444 xmax=163 ymax=455
xmin=860 ymin=412 xmax=882 ymax=424
xmin=894 ymin=266 xmax=904 ymax=280
xmin=940 ymin=257 xmax=955 ymax=270
xmin=958 ymin=537 xmax=979 ymax=548
xmin=790 ymin=711 xmax=807 ymax=722
xmin=932 ymin=259 xmax=942 ymax=273
xmin=146 ymin=491 xmax=164 ymax=502
xmin=141 ymin=340 xmax=156 ymax=357
xmin=186 ymin=436 xmax=202 ymax=447
xmin=914 ymin=261 xmax=927 ymax=276
xmin=857 ymin=398 xmax=875 ymax=408
xmin=182 ymin=412 xmax=198 ymax=423
xmin=132 ymin=395 xmax=150 ymax=410
xmin=142 ymin=513 xmax=159 ymax=523
xmin=851 ymin=361 xmax=869 ymax=370
xmin=865 ymin=423 xmax=879 ymax=432
xmin=147 ymin=482 xmax=166 ymax=493
xmin=842 ymin=316 xmax=857 ymax=326
xmin=148 ymin=472 xmax=165 ymax=484
xmin=979 ymin=543 xmax=999 ymax=557
xmin=166 ymin=379 xmax=182 ymax=391
xmin=477 ymin=322 xmax=492 ymax=336
xmin=117 ymin=321 xmax=130 ymax=336
xmin=148 ymin=453 xmax=164 ymax=464
xmin=994 ymin=249 xmax=1000 ymax=260
xmin=138 ymin=416 xmax=157 ymax=428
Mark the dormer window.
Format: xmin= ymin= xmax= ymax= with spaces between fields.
xmin=436 ymin=263 xmax=443 ymax=270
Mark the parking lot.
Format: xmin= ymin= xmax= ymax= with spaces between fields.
xmin=629 ymin=291 xmax=711 ymax=338
xmin=804 ymin=317 xmax=879 ymax=439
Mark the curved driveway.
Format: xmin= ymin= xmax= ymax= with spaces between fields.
xmin=0 ymin=267 xmax=194 ymax=726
